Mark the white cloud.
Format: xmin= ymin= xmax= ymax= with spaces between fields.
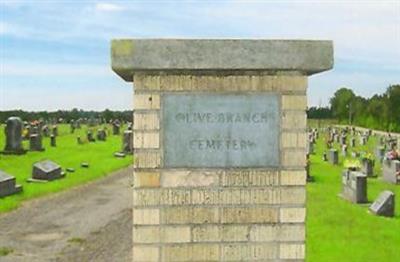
xmin=95 ymin=2 xmax=124 ymax=12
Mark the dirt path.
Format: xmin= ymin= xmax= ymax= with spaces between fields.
xmin=0 ymin=166 xmax=132 ymax=262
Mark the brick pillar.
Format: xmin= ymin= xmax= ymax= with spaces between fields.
xmin=111 ymin=39 xmax=333 ymax=261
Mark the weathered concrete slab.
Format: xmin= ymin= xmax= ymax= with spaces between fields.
xmin=111 ymin=39 xmax=334 ymax=81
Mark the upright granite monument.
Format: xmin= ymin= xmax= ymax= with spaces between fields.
xmin=111 ymin=39 xmax=333 ymax=261
xmin=2 ymin=117 xmax=26 ymax=155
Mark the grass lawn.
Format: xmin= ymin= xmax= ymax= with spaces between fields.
xmin=307 ymin=131 xmax=400 ymax=261
xmin=0 ymin=124 xmax=132 ymax=213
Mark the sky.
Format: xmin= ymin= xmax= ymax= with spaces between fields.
xmin=0 ymin=0 xmax=399 ymax=111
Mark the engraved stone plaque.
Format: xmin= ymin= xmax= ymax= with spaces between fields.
xmin=163 ymin=94 xmax=280 ymax=168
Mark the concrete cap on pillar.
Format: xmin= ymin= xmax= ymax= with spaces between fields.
xmin=111 ymin=39 xmax=334 ymax=81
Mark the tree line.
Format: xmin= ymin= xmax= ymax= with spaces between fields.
xmin=0 ymin=109 xmax=133 ymax=123
xmin=308 ymin=84 xmax=400 ymax=132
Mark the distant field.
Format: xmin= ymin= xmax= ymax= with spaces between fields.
xmin=307 ymin=133 xmax=400 ymax=261
xmin=0 ymin=124 xmax=132 ymax=213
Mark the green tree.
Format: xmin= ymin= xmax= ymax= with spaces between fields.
xmin=330 ymin=88 xmax=356 ymax=123
xmin=386 ymin=85 xmax=400 ymax=131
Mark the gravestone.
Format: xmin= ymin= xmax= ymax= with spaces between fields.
xmin=122 ymin=130 xmax=133 ymax=154
xmin=42 ymin=125 xmax=50 ymax=137
xmin=0 ymin=170 xmax=22 ymax=197
xmin=32 ymin=126 xmax=39 ymax=135
xmin=328 ymin=149 xmax=339 ymax=165
xmin=369 ymin=190 xmax=395 ymax=217
xmin=87 ymin=131 xmax=95 ymax=142
xmin=307 ymin=141 xmax=314 ymax=155
xmin=341 ymin=170 xmax=367 ymax=203
xmin=322 ymin=152 xmax=328 ymax=161
xmin=29 ymin=134 xmax=44 ymax=151
xmin=112 ymin=39 xmax=333 ymax=261
xmin=77 ymin=136 xmax=83 ymax=145
xmin=340 ymin=135 xmax=347 ymax=146
xmin=97 ymin=129 xmax=107 ymax=141
xmin=1 ymin=117 xmax=26 ymax=155
xmin=50 ymin=134 xmax=56 ymax=147
xmin=382 ymin=159 xmax=400 ymax=184
xmin=360 ymin=136 xmax=367 ymax=146
xmin=361 ymin=158 xmax=374 ymax=177
xmin=32 ymin=160 xmax=63 ymax=181
xmin=113 ymin=121 xmax=121 ymax=135
xmin=350 ymin=137 xmax=356 ymax=147
xmin=314 ymin=129 xmax=319 ymax=139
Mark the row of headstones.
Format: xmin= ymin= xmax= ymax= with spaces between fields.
xmin=75 ymin=127 xmax=134 ymax=156
xmin=341 ymin=170 xmax=395 ymax=217
xmin=328 ymin=127 xmax=399 ymax=151
xmin=1 ymin=116 xmax=133 ymax=155
xmin=307 ymin=127 xmax=398 ymax=217
xmin=323 ymin=145 xmax=400 ymax=184
xmin=310 ymin=126 xmax=400 ymax=181
xmin=70 ymin=119 xmax=124 ymax=134
xmin=23 ymin=124 xmax=59 ymax=140
xmin=1 ymin=117 xmax=60 ymax=154
xmin=307 ymin=126 xmax=400 ymax=183
xmin=0 ymin=159 xmax=89 ymax=198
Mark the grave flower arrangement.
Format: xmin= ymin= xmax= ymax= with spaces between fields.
xmin=360 ymin=152 xmax=375 ymax=167
xmin=344 ymin=159 xmax=361 ymax=171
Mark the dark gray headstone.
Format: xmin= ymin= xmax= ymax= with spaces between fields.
xmin=0 ymin=170 xmax=22 ymax=197
xmin=2 ymin=117 xmax=26 ymax=155
xmin=42 ymin=125 xmax=50 ymax=137
xmin=97 ymin=129 xmax=107 ymax=141
xmin=113 ymin=122 xmax=120 ymax=135
xmin=322 ymin=152 xmax=327 ymax=161
xmin=361 ymin=158 xmax=374 ymax=177
xmin=29 ymin=134 xmax=44 ymax=151
xmin=307 ymin=141 xmax=314 ymax=155
xmin=50 ymin=135 xmax=56 ymax=147
xmin=87 ymin=131 xmax=95 ymax=142
xmin=350 ymin=138 xmax=356 ymax=147
xmin=369 ymin=190 xmax=395 ymax=217
xmin=341 ymin=170 xmax=367 ymax=203
xmin=360 ymin=136 xmax=367 ymax=146
xmin=122 ymin=130 xmax=133 ymax=154
xmin=32 ymin=160 xmax=63 ymax=181
xmin=340 ymin=135 xmax=347 ymax=146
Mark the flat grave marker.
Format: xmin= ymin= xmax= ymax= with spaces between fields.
xmin=369 ymin=190 xmax=395 ymax=217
